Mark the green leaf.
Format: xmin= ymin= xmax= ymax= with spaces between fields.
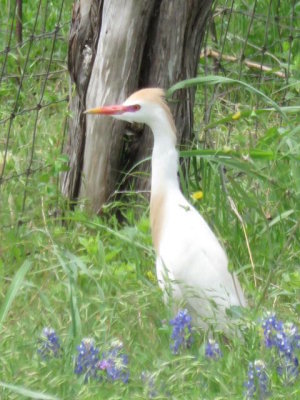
xmin=259 ymin=210 xmax=295 ymax=235
xmin=180 ymin=148 xmax=275 ymax=160
xmin=167 ymin=76 xmax=287 ymax=119
xmin=0 ymin=381 xmax=60 ymax=400
xmin=65 ymin=250 xmax=104 ymax=299
xmin=65 ymin=217 xmax=154 ymax=256
xmin=0 ymin=260 xmax=32 ymax=330
xmin=203 ymin=106 xmax=300 ymax=130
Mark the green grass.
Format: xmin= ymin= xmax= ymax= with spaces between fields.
xmin=1 ymin=0 xmax=300 ymax=398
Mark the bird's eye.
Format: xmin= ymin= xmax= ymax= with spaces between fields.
xmin=125 ymin=104 xmax=141 ymax=113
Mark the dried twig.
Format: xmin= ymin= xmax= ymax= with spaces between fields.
xmin=219 ymin=166 xmax=257 ymax=288
xmin=227 ymin=195 xmax=257 ymax=287
xmin=201 ymin=47 xmax=286 ymax=79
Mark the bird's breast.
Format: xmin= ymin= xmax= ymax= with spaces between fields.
xmin=150 ymin=189 xmax=168 ymax=254
xmin=158 ymin=196 xmax=228 ymax=273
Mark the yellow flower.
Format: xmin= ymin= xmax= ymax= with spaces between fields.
xmin=232 ymin=111 xmax=241 ymax=120
xmin=191 ymin=191 xmax=203 ymax=201
xmin=146 ymin=270 xmax=156 ymax=283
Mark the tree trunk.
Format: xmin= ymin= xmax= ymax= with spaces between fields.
xmin=62 ymin=0 xmax=213 ymax=213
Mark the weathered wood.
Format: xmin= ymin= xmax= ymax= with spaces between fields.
xmin=61 ymin=0 xmax=103 ymax=200
xmin=62 ymin=0 xmax=213 ymax=212
xmin=80 ymin=0 xmax=156 ymax=211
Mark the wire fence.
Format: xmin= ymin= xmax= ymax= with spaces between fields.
xmin=0 ymin=0 xmax=299 ymax=229
xmin=198 ymin=0 xmax=299 ymax=127
xmin=0 ymin=0 xmax=71 ymax=228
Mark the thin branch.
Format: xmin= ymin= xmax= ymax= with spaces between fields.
xmin=200 ymin=48 xmax=286 ymax=78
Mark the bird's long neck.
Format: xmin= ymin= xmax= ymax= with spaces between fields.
xmin=149 ymin=114 xmax=179 ymax=253
xmin=150 ymin=117 xmax=179 ymax=194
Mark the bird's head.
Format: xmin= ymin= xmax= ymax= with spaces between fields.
xmin=84 ymin=88 xmax=176 ymax=134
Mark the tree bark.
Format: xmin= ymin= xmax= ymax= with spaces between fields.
xmin=62 ymin=0 xmax=213 ymax=213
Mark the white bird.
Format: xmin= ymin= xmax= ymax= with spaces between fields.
xmin=85 ymin=88 xmax=246 ymax=332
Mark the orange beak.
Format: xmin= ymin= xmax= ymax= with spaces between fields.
xmin=84 ymin=104 xmax=133 ymax=115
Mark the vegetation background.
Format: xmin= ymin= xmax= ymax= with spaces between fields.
xmin=0 ymin=0 xmax=299 ymax=398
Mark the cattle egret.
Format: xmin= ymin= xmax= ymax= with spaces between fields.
xmin=85 ymin=88 xmax=246 ymax=332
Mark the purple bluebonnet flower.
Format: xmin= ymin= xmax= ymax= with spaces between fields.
xmin=141 ymin=371 xmax=157 ymax=398
xmin=169 ymin=309 xmax=193 ymax=354
xmin=261 ymin=314 xmax=299 ymax=382
xmin=276 ymin=355 xmax=299 ymax=383
xmin=276 ymin=322 xmax=300 ymax=382
xmin=205 ymin=338 xmax=222 ymax=360
xmin=262 ymin=314 xmax=284 ymax=349
xmin=282 ymin=322 xmax=300 ymax=358
xmin=37 ymin=327 xmax=61 ymax=359
xmin=245 ymin=360 xmax=269 ymax=399
xmin=74 ymin=338 xmax=100 ymax=383
xmin=97 ymin=340 xmax=129 ymax=383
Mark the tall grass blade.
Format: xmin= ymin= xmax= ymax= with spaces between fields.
xmin=204 ymin=106 xmax=300 ymax=130
xmin=259 ymin=209 xmax=295 ymax=235
xmin=167 ymin=76 xmax=287 ymax=119
xmin=0 ymin=381 xmax=60 ymax=400
xmin=180 ymin=148 xmax=275 ymax=160
xmin=0 ymin=260 xmax=32 ymax=330
xmin=70 ymin=283 xmax=81 ymax=340
xmin=53 ymin=247 xmax=82 ymax=339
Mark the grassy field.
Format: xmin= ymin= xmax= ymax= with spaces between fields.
xmin=0 ymin=0 xmax=300 ymax=399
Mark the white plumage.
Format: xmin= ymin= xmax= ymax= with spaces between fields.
xmin=85 ymin=88 xmax=246 ymax=332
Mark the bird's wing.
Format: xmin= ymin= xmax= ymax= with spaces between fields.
xmin=158 ymin=193 xmax=245 ymax=308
